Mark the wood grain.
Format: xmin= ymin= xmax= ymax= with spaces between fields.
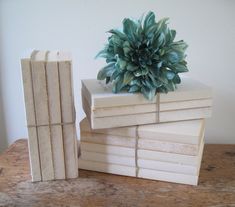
xmin=0 ymin=139 xmax=235 ymax=207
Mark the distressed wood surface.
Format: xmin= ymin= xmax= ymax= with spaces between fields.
xmin=0 ymin=139 xmax=235 ymax=207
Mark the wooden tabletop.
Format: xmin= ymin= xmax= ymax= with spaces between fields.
xmin=0 ymin=139 xmax=235 ymax=207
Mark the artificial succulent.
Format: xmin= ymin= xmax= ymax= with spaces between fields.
xmin=96 ymin=11 xmax=188 ymax=100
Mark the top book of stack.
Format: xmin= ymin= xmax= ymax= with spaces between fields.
xmin=82 ymin=78 xmax=213 ymax=129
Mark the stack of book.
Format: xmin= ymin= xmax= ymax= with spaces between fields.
xmin=81 ymin=78 xmax=212 ymax=129
xmin=79 ymin=78 xmax=212 ymax=185
xmin=21 ymin=51 xmax=78 ymax=182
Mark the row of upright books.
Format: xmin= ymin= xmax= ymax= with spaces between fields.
xmin=79 ymin=78 xmax=213 ymax=185
xmin=22 ymin=51 xmax=78 ymax=182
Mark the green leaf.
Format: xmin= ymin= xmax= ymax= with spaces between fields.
xmin=108 ymin=29 xmax=127 ymax=40
xmin=170 ymin=30 xmax=176 ymax=42
xmin=123 ymin=71 xmax=134 ymax=84
xmin=164 ymin=70 xmax=175 ymax=80
xmin=134 ymin=68 xmax=148 ymax=77
xmin=149 ymin=72 xmax=162 ymax=87
xmin=95 ymin=48 xmax=107 ymax=59
xmin=112 ymin=74 xmax=124 ymax=93
xmin=116 ymin=58 xmax=127 ymax=70
xmin=123 ymin=18 xmax=137 ymax=42
xmin=165 ymin=81 xmax=175 ymax=91
xmin=173 ymin=74 xmax=181 ymax=84
xmin=167 ymin=51 xmax=179 ymax=63
xmin=130 ymin=79 xmax=141 ymax=86
xmin=126 ymin=63 xmax=139 ymax=71
xmin=171 ymin=63 xmax=188 ymax=72
xmin=143 ymin=11 xmax=156 ymax=32
xmin=155 ymin=17 xmax=169 ymax=35
xmin=158 ymin=71 xmax=169 ymax=84
xmin=97 ymin=63 xmax=115 ymax=80
xmin=128 ymin=85 xmax=140 ymax=93
xmin=141 ymin=85 xmax=156 ymax=100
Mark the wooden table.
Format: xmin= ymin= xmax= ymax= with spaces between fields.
xmin=0 ymin=139 xmax=235 ymax=207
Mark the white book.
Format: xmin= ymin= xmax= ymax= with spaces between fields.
xmin=138 ymin=119 xmax=205 ymax=145
xmin=138 ymin=169 xmax=199 ymax=185
xmin=21 ymin=59 xmax=42 ymax=182
xmin=59 ymin=58 xmax=78 ymax=179
xmin=82 ymin=78 xmax=213 ymax=108
xmin=80 ymin=144 xmax=203 ymax=175
xmin=91 ymin=97 xmax=213 ymax=118
xmin=138 ymin=138 xmax=200 ymax=156
xmin=80 ymin=131 xmax=202 ymax=156
xmin=80 ymin=132 xmax=135 ymax=148
xmin=80 ymin=118 xmax=137 ymax=138
xmin=80 ymin=151 xmax=135 ymax=167
xmin=139 ymin=139 xmax=204 ymax=165
xmin=80 ymin=118 xmax=205 ymax=145
xmin=139 ymin=160 xmax=198 ymax=175
xmin=46 ymin=53 xmax=65 ymax=180
xmin=81 ymin=142 xmax=135 ymax=157
xmin=31 ymin=51 xmax=54 ymax=181
xmin=78 ymin=159 xmax=136 ymax=177
xmin=83 ymin=94 xmax=211 ymax=129
xmin=22 ymin=51 xmax=79 ymax=181
xmin=81 ymin=78 xmax=212 ymax=129
xmin=138 ymin=141 xmax=204 ymax=175
xmin=80 ymin=139 xmax=204 ymax=166
xmin=78 ymin=159 xmax=199 ymax=185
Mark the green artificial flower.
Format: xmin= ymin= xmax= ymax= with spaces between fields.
xmin=96 ymin=11 xmax=188 ymax=100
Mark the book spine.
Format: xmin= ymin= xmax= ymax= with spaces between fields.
xmin=31 ymin=61 xmax=54 ymax=181
xmin=21 ymin=59 xmax=42 ymax=182
xmin=46 ymin=61 xmax=65 ymax=179
xmin=59 ymin=61 xmax=78 ymax=179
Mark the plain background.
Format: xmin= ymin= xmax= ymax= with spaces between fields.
xmin=0 ymin=0 xmax=235 ymax=152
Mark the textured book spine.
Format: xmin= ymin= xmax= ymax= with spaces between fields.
xmin=21 ymin=59 xmax=42 ymax=182
xmin=59 ymin=61 xmax=78 ymax=178
xmin=46 ymin=61 xmax=65 ymax=179
xmin=31 ymin=60 xmax=54 ymax=181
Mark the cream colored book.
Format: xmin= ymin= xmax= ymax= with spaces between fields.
xmin=138 ymin=141 xmax=204 ymax=175
xmin=82 ymin=93 xmax=212 ymax=129
xmin=81 ymin=86 xmax=212 ymax=118
xmin=80 ymin=132 xmax=202 ymax=155
xmin=81 ymin=78 xmax=212 ymax=129
xmin=59 ymin=56 xmax=78 ymax=179
xmin=90 ymin=97 xmax=212 ymax=118
xmin=78 ymin=159 xmax=200 ymax=185
xmin=80 ymin=118 xmax=137 ymax=138
xmin=31 ymin=51 xmax=54 ymax=181
xmin=81 ymin=142 xmax=135 ymax=157
xmin=80 ymin=151 xmax=135 ymax=167
xmin=22 ymin=51 xmax=79 ymax=181
xmin=80 ymin=142 xmax=203 ymax=175
xmin=82 ymin=78 xmax=212 ymax=108
xmin=78 ymin=159 xmax=136 ymax=177
xmin=80 ymin=132 xmax=135 ymax=148
xmin=138 ymin=169 xmax=199 ymax=185
xmin=46 ymin=52 xmax=65 ymax=180
xmin=80 ymin=118 xmax=204 ymax=145
xmin=80 ymin=139 xmax=204 ymax=166
xmin=21 ymin=59 xmax=42 ymax=182
xmin=139 ymin=139 xmax=204 ymax=165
